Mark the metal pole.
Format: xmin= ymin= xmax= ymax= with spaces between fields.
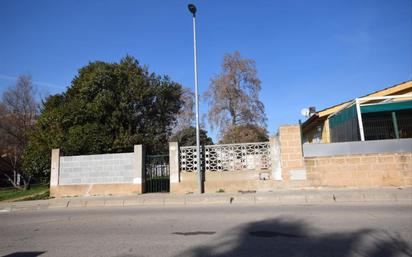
xmin=355 ymin=98 xmax=365 ymax=141
xmin=192 ymin=14 xmax=204 ymax=193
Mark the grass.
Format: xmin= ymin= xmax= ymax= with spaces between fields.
xmin=0 ymin=185 xmax=50 ymax=202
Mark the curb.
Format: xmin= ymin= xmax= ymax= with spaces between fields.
xmin=0 ymin=187 xmax=411 ymax=213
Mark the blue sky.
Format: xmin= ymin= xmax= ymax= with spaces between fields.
xmin=0 ymin=0 xmax=411 ymax=140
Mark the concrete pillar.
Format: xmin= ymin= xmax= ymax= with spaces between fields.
xmin=169 ymin=142 xmax=180 ymax=184
xmin=270 ymin=136 xmax=282 ymax=180
xmin=50 ymin=149 xmax=60 ymax=187
xmin=133 ymin=145 xmax=145 ymax=192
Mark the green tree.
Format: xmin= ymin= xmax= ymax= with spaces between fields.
xmin=23 ymin=56 xmax=183 ymax=180
xmin=170 ymin=126 xmax=213 ymax=146
xmin=220 ymin=124 xmax=268 ymax=144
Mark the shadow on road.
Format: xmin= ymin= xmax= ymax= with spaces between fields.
xmin=2 ymin=252 xmax=46 ymax=257
xmin=175 ymin=217 xmax=412 ymax=257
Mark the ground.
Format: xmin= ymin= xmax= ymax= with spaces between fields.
xmin=0 ymin=185 xmax=49 ymax=202
xmin=0 ymin=203 xmax=411 ymax=257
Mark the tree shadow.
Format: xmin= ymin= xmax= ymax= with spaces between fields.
xmin=175 ymin=217 xmax=412 ymax=257
xmin=2 ymin=252 xmax=46 ymax=257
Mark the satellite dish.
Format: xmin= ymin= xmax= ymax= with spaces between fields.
xmin=300 ymin=108 xmax=310 ymax=117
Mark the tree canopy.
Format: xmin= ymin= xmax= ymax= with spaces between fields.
xmin=170 ymin=126 xmax=213 ymax=146
xmin=205 ymin=51 xmax=268 ymax=142
xmin=23 ymin=56 xmax=183 ymax=179
xmin=220 ymin=124 xmax=268 ymax=144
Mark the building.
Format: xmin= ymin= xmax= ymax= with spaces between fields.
xmin=302 ymin=80 xmax=412 ymax=143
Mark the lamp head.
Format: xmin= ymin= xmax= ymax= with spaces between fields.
xmin=188 ymin=4 xmax=197 ymax=16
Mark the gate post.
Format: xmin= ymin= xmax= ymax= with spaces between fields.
xmin=270 ymin=137 xmax=282 ymax=180
xmin=133 ymin=145 xmax=145 ymax=193
xmin=50 ymin=148 xmax=61 ymax=197
xmin=169 ymin=142 xmax=180 ymax=190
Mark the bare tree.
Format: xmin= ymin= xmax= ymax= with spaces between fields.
xmin=172 ymin=87 xmax=195 ymax=133
xmin=0 ymin=75 xmax=38 ymax=189
xmin=205 ymin=51 xmax=267 ymax=139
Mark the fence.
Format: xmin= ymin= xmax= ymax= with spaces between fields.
xmin=329 ymin=97 xmax=412 ymax=142
xmin=179 ymin=142 xmax=271 ymax=172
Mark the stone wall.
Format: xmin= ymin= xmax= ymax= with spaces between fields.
xmin=305 ymin=153 xmax=412 ymax=187
xmin=278 ymin=125 xmax=306 ymax=182
xmin=170 ymin=124 xmax=412 ymax=193
xmin=303 ymin=138 xmax=412 ymax=157
xmin=278 ymin=125 xmax=412 ymax=188
xmin=171 ymin=171 xmax=295 ymax=194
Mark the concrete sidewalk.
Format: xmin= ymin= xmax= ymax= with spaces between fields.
xmin=0 ymin=187 xmax=411 ymax=213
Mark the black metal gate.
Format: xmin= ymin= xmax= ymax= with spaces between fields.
xmin=144 ymin=154 xmax=170 ymax=193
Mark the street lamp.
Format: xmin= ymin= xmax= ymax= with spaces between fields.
xmin=188 ymin=3 xmax=204 ymax=193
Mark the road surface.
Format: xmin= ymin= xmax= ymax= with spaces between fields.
xmin=1 ymin=203 xmax=411 ymax=257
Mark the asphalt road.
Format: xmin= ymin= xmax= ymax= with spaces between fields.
xmin=0 ymin=203 xmax=411 ymax=257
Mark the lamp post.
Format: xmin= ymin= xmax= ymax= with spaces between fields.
xmin=188 ymin=3 xmax=204 ymax=193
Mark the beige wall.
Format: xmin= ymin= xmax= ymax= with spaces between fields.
xmin=171 ymin=171 xmax=306 ymax=194
xmin=171 ymin=152 xmax=412 ymax=194
xmin=172 ymin=124 xmax=412 ymax=193
xmin=305 ymin=153 xmax=412 ymax=187
xmin=171 ymin=125 xmax=308 ymax=193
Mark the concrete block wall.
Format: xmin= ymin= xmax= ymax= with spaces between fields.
xmin=59 ymin=153 xmax=135 ymax=185
xmin=50 ymin=146 xmax=144 ymax=198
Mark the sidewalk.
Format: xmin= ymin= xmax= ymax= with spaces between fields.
xmin=0 ymin=187 xmax=411 ymax=213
